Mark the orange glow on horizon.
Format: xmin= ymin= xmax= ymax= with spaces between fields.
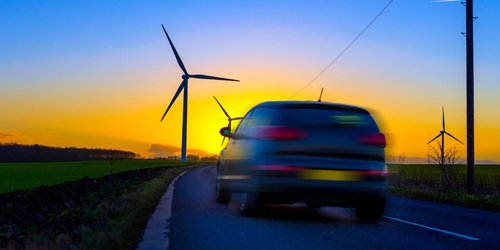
xmin=3 ymin=78 xmax=499 ymax=162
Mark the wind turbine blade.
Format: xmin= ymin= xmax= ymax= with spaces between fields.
xmin=162 ymin=25 xmax=188 ymax=75
xmin=221 ymin=137 xmax=226 ymax=146
xmin=318 ymin=87 xmax=324 ymax=102
xmin=189 ymin=74 xmax=239 ymax=82
xmin=427 ymin=133 xmax=442 ymax=144
xmin=160 ymin=79 xmax=186 ymax=122
xmin=232 ymin=117 xmax=243 ymax=120
xmin=444 ymin=132 xmax=464 ymax=144
xmin=213 ymin=96 xmax=231 ymax=119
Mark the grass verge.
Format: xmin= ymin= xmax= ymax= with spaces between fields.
xmin=387 ymin=164 xmax=500 ymax=182
xmin=388 ymin=186 xmax=500 ymax=213
xmin=22 ymin=164 xmax=207 ymax=249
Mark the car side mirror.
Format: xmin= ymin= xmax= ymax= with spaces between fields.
xmin=219 ymin=127 xmax=232 ymax=138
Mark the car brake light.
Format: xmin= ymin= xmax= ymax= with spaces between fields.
xmin=357 ymin=133 xmax=386 ymax=148
xmin=250 ymin=165 xmax=308 ymax=171
xmin=251 ymin=126 xmax=309 ymax=140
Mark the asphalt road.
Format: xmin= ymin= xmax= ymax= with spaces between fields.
xmin=169 ymin=165 xmax=500 ymax=249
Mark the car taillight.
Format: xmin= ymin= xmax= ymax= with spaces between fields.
xmin=251 ymin=126 xmax=309 ymax=140
xmin=357 ymin=133 xmax=386 ymax=148
xmin=250 ymin=165 xmax=308 ymax=171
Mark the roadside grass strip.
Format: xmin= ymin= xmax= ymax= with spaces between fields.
xmin=386 ymin=164 xmax=500 ymax=179
xmin=79 ymin=164 xmax=205 ymax=249
xmin=136 ymin=169 xmax=191 ymax=250
xmin=4 ymin=164 xmax=206 ymax=249
xmin=383 ymin=216 xmax=480 ymax=241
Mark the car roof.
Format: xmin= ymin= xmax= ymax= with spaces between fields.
xmin=252 ymin=101 xmax=370 ymax=114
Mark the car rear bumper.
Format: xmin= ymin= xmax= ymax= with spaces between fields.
xmin=223 ymin=177 xmax=387 ymax=206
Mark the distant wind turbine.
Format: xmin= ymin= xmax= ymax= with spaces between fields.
xmin=427 ymin=107 xmax=464 ymax=165
xmin=213 ymin=96 xmax=243 ymax=146
xmin=160 ymin=25 xmax=239 ymax=162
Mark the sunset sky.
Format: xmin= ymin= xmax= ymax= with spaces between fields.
xmin=1 ymin=0 xmax=500 ymax=162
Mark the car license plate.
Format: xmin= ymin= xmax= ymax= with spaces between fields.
xmin=300 ymin=170 xmax=361 ymax=181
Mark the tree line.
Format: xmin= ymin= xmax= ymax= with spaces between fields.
xmin=154 ymin=154 xmax=218 ymax=162
xmin=0 ymin=143 xmax=139 ymax=163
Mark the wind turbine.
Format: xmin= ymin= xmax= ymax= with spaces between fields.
xmin=213 ymin=96 xmax=243 ymax=146
xmin=160 ymin=25 xmax=239 ymax=162
xmin=427 ymin=107 xmax=464 ymax=165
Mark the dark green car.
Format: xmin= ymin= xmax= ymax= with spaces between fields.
xmin=216 ymin=101 xmax=387 ymax=222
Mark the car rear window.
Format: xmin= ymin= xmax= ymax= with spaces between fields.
xmin=281 ymin=109 xmax=375 ymax=127
xmin=270 ymin=106 xmax=377 ymax=128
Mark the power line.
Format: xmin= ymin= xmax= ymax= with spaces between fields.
xmin=288 ymin=0 xmax=395 ymax=100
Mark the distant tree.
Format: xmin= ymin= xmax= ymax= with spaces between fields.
xmin=200 ymin=155 xmax=218 ymax=162
xmin=0 ymin=143 xmax=139 ymax=163
xmin=428 ymin=141 xmax=466 ymax=191
xmin=166 ymin=156 xmax=180 ymax=161
xmin=393 ymin=152 xmax=407 ymax=187
xmin=186 ymin=154 xmax=200 ymax=161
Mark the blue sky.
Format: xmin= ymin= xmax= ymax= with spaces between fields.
xmin=1 ymin=0 xmax=500 ymax=161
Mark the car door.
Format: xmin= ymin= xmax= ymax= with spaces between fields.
xmin=229 ymin=107 xmax=277 ymax=175
xmin=224 ymin=109 xmax=254 ymax=176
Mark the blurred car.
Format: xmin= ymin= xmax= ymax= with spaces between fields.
xmin=215 ymin=101 xmax=387 ymax=222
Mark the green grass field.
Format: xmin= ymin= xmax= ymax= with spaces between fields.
xmin=387 ymin=164 xmax=500 ymax=183
xmin=387 ymin=164 xmax=500 ymax=175
xmin=0 ymin=160 xmax=209 ymax=194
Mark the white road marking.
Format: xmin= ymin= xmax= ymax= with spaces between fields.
xmin=383 ymin=215 xmax=480 ymax=241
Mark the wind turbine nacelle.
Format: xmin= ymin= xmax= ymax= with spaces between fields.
xmin=182 ymin=75 xmax=189 ymax=80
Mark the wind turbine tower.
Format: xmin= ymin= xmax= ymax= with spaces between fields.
xmin=427 ymin=107 xmax=464 ymax=165
xmin=160 ymin=25 xmax=239 ymax=162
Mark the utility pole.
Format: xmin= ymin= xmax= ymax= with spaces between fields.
xmin=464 ymin=0 xmax=475 ymax=194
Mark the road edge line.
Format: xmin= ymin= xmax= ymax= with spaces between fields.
xmin=383 ymin=215 xmax=480 ymax=241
